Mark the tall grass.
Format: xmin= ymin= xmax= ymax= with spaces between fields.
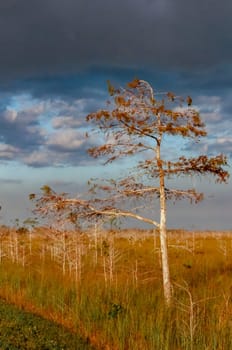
xmin=0 ymin=226 xmax=232 ymax=349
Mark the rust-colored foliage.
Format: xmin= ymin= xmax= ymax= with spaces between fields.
xmin=86 ymin=79 xmax=229 ymax=185
xmin=32 ymin=79 xmax=229 ymax=230
xmin=86 ymin=80 xmax=210 ymax=160
xmin=32 ymin=79 xmax=229 ymax=232
xmin=141 ymin=154 xmax=228 ymax=184
xmin=31 ymin=79 xmax=229 ymax=306
xmin=127 ymin=78 xmax=140 ymax=88
xmin=186 ymin=95 xmax=192 ymax=106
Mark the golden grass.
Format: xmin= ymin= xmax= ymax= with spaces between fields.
xmin=0 ymin=226 xmax=232 ymax=349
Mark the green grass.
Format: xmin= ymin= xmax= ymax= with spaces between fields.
xmin=0 ymin=298 xmax=94 ymax=350
xmin=0 ymin=228 xmax=232 ymax=349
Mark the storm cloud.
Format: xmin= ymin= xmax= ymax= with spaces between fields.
xmin=0 ymin=0 xmax=232 ymax=82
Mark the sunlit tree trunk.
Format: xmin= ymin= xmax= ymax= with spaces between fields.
xmin=156 ymin=139 xmax=172 ymax=305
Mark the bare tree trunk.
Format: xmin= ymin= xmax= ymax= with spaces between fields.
xmin=157 ymin=141 xmax=172 ymax=306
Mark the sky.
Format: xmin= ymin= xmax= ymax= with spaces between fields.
xmin=0 ymin=0 xmax=231 ymax=230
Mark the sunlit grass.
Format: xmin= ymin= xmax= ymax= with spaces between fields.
xmin=0 ymin=227 xmax=232 ymax=349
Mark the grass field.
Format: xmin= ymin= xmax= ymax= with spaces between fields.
xmin=0 ymin=298 xmax=94 ymax=349
xmin=0 ymin=226 xmax=232 ymax=349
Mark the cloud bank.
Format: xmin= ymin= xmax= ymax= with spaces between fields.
xmin=0 ymin=0 xmax=232 ymax=82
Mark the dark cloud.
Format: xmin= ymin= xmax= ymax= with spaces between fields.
xmin=0 ymin=93 xmax=98 ymax=167
xmin=0 ymin=104 xmax=46 ymax=151
xmin=0 ymin=0 xmax=232 ymax=83
xmin=0 ymin=76 xmax=231 ymax=168
xmin=0 ymin=0 xmax=232 ymax=169
xmin=22 ymin=144 xmax=93 ymax=168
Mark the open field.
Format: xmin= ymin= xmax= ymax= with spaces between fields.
xmin=0 ymin=226 xmax=232 ymax=349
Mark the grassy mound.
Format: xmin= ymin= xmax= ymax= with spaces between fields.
xmin=0 ymin=298 xmax=94 ymax=350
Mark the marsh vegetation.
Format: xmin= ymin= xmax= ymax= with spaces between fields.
xmin=0 ymin=226 xmax=231 ymax=349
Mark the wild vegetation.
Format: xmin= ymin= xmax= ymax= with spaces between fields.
xmin=0 ymin=79 xmax=230 ymax=348
xmin=0 ymin=225 xmax=232 ymax=349
xmin=0 ymin=297 xmax=93 ymax=349
xmin=30 ymin=79 xmax=229 ymax=305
